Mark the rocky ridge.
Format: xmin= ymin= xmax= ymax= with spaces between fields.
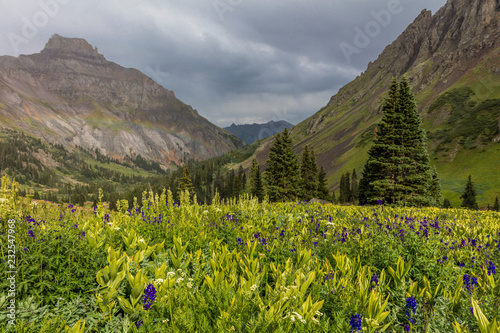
xmin=0 ymin=34 xmax=243 ymax=165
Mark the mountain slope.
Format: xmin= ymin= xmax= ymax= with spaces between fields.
xmin=224 ymin=120 xmax=293 ymax=144
xmin=250 ymin=0 xmax=500 ymax=207
xmin=0 ymin=34 xmax=244 ymax=165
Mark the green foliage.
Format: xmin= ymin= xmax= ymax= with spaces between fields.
xmin=299 ymin=146 xmax=318 ymax=201
xmin=316 ymin=167 xmax=329 ymax=201
xmin=2 ymin=177 xmax=500 ymax=332
xmin=428 ymin=87 xmax=500 ymax=147
xmin=249 ymin=159 xmax=264 ymax=202
xmin=461 ymin=175 xmax=478 ymax=210
xmin=264 ymin=129 xmax=300 ymax=202
xmin=359 ymin=77 xmax=436 ymax=207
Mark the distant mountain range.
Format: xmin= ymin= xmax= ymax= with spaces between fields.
xmin=224 ymin=120 xmax=293 ymax=144
xmin=0 ymin=34 xmax=244 ymax=166
xmin=247 ymin=0 xmax=500 ymax=207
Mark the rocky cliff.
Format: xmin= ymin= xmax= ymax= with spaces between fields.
xmin=0 ymin=34 xmax=243 ymax=165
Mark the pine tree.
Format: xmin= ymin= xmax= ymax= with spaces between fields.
xmin=265 ymin=129 xmax=300 ymax=202
xmin=250 ymin=158 xmax=264 ymax=202
xmin=317 ymin=166 xmax=329 ymax=201
xmin=359 ymin=77 xmax=435 ymax=206
xmin=299 ymin=145 xmax=318 ymax=201
xmin=331 ymin=190 xmax=337 ymax=204
xmin=178 ymin=167 xmax=194 ymax=196
xmin=461 ymin=175 xmax=478 ymax=210
xmin=443 ymin=198 xmax=451 ymax=209
xmin=429 ymin=167 xmax=443 ymax=207
xmin=339 ymin=172 xmax=351 ymax=203
xmin=350 ymin=169 xmax=358 ymax=204
xmin=494 ymin=196 xmax=499 ymax=212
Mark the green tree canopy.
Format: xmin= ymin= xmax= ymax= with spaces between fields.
xmin=461 ymin=175 xmax=478 ymax=210
xmin=359 ymin=77 xmax=439 ymax=207
xmin=265 ymin=129 xmax=300 ymax=202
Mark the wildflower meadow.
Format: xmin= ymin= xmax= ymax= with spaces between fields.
xmin=0 ymin=175 xmax=499 ymax=332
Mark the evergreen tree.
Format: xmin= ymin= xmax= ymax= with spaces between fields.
xmin=265 ymin=129 xmax=300 ymax=202
xmin=339 ymin=172 xmax=351 ymax=203
xmin=331 ymin=190 xmax=337 ymax=204
xmin=494 ymin=196 xmax=499 ymax=212
xmin=238 ymin=165 xmax=246 ymax=189
xmin=429 ymin=167 xmax=444 ymax=207
xmin=317 ymin=166 xmax=329 ymax=201
xmin=250 ymin=158 xmax=264 ymax=202
xmin=233 ymin=175 xmax=242 ymax=198
xmin=178 ymin=167 xmax=194 ymax=196
xmin=443 ymin=198 xmax=451 ymax=209
xmin=358 ymin=77 xmax=434 ymax=206
xmin=350 ymin=169 xmax=358 ymax=204
xmin=461 ymin=175 xmax=478 ymax=210
xmin=300 ymin=145 xmax=318 ymax=201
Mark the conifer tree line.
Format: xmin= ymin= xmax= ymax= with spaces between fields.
xmin=248 ymin=129 xmax=330 ymax=203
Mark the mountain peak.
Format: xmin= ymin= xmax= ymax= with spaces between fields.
xmin=43 ymin=34 xmax=102 ymax=58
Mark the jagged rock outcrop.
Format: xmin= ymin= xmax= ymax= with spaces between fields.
xmin=0 ymin=34 xmax=243 ymax=165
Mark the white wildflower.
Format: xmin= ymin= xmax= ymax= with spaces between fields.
xmin=181 ymin=272 xmax=186 ymax=278
xmin=315 ymin=311 xmax=323 ymax=317
xmin=290 ymin=315 xmax=296 ymax=322
xmin=186 ymin=282 xmax=193 ymax=289
xmin=312 ymin=317 xmax=319 ymax=324
xmin=155 ymin=279 xmax=164 ymax=285
xmin=167 ymin=272 xmax=175 ymax=278
xmin=250 ymin=284 xmax=258 ymax=292
xmin=188 ymin=278 xmax=194 ymax=282
xmin=176 ymin=277 xmax=184 ymax=284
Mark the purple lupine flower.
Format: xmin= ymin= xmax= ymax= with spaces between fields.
xmin=463 ymin=274 xmax=478 ymax=294
xmin=349 ymin=314 xmax=362 ymax=332
xmin=143 ymin=283 xmax=157 ymax=310
xmin=28 ymin=230 xmax=35 ymax=239
xmin=487 ymin=262 xmax=496 ymax=276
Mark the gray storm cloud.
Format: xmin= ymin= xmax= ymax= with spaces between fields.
xmin=0 ymin=0 xmax=446 ymax=126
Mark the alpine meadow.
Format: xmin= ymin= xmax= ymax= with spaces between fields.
xmin=1 ymin=0 xmax=500 ymax=332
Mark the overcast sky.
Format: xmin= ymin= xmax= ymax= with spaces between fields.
xmin=0 ymin=0 xmax=447 ymax=127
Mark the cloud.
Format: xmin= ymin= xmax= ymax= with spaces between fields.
xmin=0 ymin=0 xmax=447 ymax=126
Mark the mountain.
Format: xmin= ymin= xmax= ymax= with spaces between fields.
xmin=249 ymin=0 xmax=500 ymax=207
xmin=0 ymin=34 xmax=244 ymax=166
xmin=224 ymin=120 xmax=293 ymax=144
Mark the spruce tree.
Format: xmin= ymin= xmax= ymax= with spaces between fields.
xmin=317 ymin=166 xmax=330 ymax=201
xmin=300 ymin=145 xmax=318 ymax=201
xmin=265 ymin=129 xmax=300 ymax=202
xmin=339 ymin=172 xmax=351 ymax=203
xmin=429 ymin=167 xmax=443 ymax=207
xmin=351 ymin=169 xmax=358 ymax=204
xmin=359 ymin=77 xmax=435 ymax=206
xmin=494 ymin=196 xmax=499 ymax=212
xmin=443 ymin=198 xmax=451 ymax=209
xmin=178 ymin=167 xmax=194 ymax=196
xmin=250 ymin=158 xmax=264 ymax=202
xmin=461 ymin=175 xmax=478 ymax=210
